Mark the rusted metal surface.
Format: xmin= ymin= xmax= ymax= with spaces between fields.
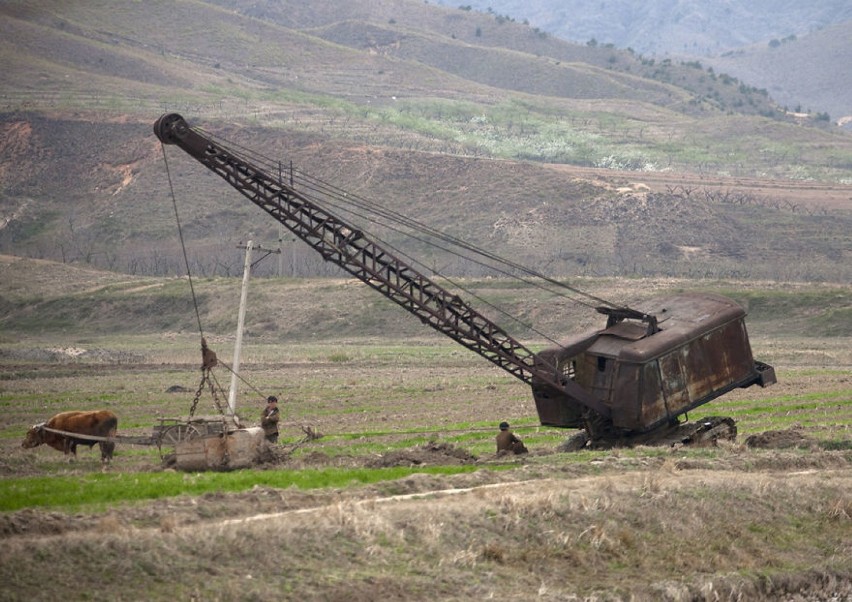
xmin=153 ymin=415 xmax=241 ymax=441
xmin=167 ymin=427 xmax=266 ymax=471
xmin=532 ymin=329 xmax=600 ymax=428
xmin=569 ymin=416 xmax=738 ymax=450
xmin=537 ymin=293 xmax=772 ymax=434
xmin=154 ymin=415 xmax=266 ymax=471
xmin=155 ymin=114 xmax=776 ymax=444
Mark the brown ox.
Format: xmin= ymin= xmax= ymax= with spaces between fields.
xmin=22 ymin=410 xmax=118 ymax=463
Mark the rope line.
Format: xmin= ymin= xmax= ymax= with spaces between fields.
xmin=160 ymin=142 xmax=205 ymax=339
xmin=162 ymin=140 xmax=274 ymax=412
xmin=279 ymin=423 xmax=553 ymax=442
xmin=217 ymin=358 xmax=270 ymax=403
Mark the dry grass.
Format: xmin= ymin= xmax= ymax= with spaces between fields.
xmin=0 ymin=467 xmax=849 ymax=600
xmin=0 ymin=270 xmax=850 ymax=599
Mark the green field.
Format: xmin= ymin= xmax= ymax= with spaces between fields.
xmin=0 ymin=270 xmax=849 ymax=601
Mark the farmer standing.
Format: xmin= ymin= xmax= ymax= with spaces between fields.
xmin=261 ymin=395 xmax=280 ymax=443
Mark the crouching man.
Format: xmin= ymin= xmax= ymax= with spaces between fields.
xmin=496 ymin=421 xmax=527 ymax=455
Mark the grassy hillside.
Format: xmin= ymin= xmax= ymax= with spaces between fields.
xmin=708 ymin=21 xmax=852 ymax=121
xmin=2 ymin=255 xmax=850 ymax=352
xmin=1 ymin=0 xmax=850 ymax=281
xmin=3 ymin=0 xmax=801 ymax=123
xmin=438 ymin=1 xmax=852 ymax=120
xmin=1 ymin=113 xmax=850 ymax=281
xmin=444 ymin=0 xmax=852 ymax=57
xmin=0 ymin=0 xmax=836 ymax=135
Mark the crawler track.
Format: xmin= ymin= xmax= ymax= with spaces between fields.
xmin=562 ymin=416 xmax=738 ymax=451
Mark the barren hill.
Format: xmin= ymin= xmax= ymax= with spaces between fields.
xmin=0 ymin=0 xmax=850 ymax=282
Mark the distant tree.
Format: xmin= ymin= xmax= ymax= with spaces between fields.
xmin=587 ymin=38 xmax=597 ymax=47
xmin=769 ymin=39 xmax=781 ymax=48
xmin=475 ymin=26 xmax=482 ymax=37
xmin=458 ymin=4 xmax=472 ymax=10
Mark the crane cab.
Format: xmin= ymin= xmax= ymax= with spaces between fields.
xmin=532 ymin=292 xmax=775 ymax=434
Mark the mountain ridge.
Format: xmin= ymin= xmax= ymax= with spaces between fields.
xmin=434 ymin=0 xmax=852 ymax=120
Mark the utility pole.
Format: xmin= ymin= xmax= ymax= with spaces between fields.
xmin=228 ymin=240 xmax=280 ymax=415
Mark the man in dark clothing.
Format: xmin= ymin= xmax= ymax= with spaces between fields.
xmin=496 ymin=421 xmax=527 ymax=454
xmin=261 ymin=395 xmax=280 ymax=443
